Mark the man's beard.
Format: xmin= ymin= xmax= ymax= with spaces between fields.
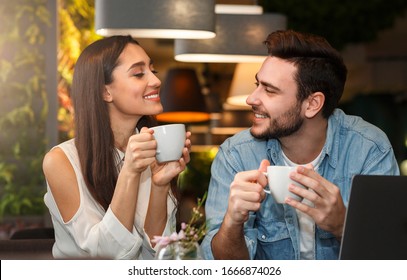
xmin=250 ymin=101 xmax=304 ymax=140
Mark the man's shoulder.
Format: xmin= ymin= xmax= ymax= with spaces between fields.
xmin=219 ymin=129 xmax=262 ymax=149
xmin=331 ymin=109 xmax=392 ymax=147
xmin=217 ymin=129 xmax=270 ymax=166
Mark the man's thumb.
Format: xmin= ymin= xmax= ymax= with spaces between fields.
xmin=258 ymin=159 xmax=270 ymax=172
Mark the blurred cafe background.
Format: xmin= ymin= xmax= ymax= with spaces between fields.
xmin=0 ymin=0 xmax=407 ymax=246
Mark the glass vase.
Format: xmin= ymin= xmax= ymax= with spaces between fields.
xmin=156 ymin=241 xmax=202 ymax=260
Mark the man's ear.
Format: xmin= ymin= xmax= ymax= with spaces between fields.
xmin=305 ymin=92 xmax=325 ymax=118
xmin=103 ymin=87 xmax=113 ymax=102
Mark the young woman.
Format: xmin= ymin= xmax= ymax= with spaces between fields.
xmin=43 ymin=36 xmax=191 ymax=259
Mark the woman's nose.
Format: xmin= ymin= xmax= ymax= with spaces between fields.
xmin=150 ymin=72 xmax=161 ymax=87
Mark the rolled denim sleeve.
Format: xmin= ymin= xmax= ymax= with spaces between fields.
xmin=201 ymin=145 xmax=258 ymax=260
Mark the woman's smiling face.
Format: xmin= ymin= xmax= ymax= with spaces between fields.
xmin=104 ymin=43 xmax=163 ymax=119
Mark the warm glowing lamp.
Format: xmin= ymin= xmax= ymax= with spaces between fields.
xmin=226 ymin=62 xmax=263 ymax=108
xmin=157 ymin=68 xmax=210 ymax=123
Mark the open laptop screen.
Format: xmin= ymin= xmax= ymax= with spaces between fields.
xmin=339 ymin=175 xmax=407 ymax=260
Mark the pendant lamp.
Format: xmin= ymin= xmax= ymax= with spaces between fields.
xmin=95 ymin=0 xmax=216 ymax=39
xmin=174 ymin=12 xmax=286 ymax=62
xmin=226 ymin=62 xmax=263 ymax=108
xmin=215 ymin=4 xmax=263 ymax=15
xmin=156 ymin=68 xmax=210 ymax=123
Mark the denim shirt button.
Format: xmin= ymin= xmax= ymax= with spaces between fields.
xmin=261 ymin=234 xmax=266 ymax=239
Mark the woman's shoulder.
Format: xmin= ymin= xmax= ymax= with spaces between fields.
xmin=55 ymin=138 xmax=76 ymax=154
xmin=45 ymin=139 xmax=80 ymax=168
xmin=43 ymin=147 xmax=67 ymax=172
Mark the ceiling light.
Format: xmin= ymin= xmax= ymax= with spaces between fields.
xmin=157 ymin=68 xmax=210 ymax=123
xmin=95 ymin=0 xmax=216 ymax=39
xmin=215 ymin=4 xmax=263 ymax=15
xmin=226 ymin=62 xmax=262 ymax=108
xmin=174 ymin=13 xmax=286 ymax=63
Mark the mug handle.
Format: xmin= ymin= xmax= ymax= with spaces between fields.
xmin=262 ymin=172 xmax=271 ymax=194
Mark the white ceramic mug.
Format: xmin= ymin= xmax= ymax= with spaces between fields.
xmin=264 ymin=166 xmax=306 ymax=204
xmin=151 ymin=124 xmax=186 ymax=163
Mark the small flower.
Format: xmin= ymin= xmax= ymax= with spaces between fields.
xmin=177 ymin=230 xmax=185 ymax=240
xmin=152 ymin=236 xmax=172 ymax=247
xmin=153 ymin=192 xmax=207 ymax=251
xmin=169 ymin=232 xmax=179 ymax=242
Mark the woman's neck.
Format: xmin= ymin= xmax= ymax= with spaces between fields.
xmin=110 ymin=116 xmax=140 ymax=152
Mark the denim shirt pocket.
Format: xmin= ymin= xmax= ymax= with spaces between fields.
xmin=255 ymin=218 xmax=295 ymax=259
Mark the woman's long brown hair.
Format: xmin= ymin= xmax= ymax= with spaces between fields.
xmin=71 ymin=35 xmax=178 ymax=210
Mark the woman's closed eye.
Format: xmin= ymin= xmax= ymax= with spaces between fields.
xmin=133 ymin=70 xmax=158 ymax=78
xmin=133 ymin=71 xmax=146 ymax=78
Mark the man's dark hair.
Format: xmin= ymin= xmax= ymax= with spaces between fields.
xmin=264 ymin=30 xmax=347 ymax=118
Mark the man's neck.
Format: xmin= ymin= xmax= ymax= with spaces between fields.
xmin=279 ymin=118 xmax=328 ymax=165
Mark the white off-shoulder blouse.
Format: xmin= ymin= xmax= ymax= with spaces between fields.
xmin=44 ymin=138 xmax=176 ymax=259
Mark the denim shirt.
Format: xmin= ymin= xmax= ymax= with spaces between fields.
xmin=201 ymin=109 xmax=400 ymax=260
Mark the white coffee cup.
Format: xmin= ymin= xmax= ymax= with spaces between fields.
xmin=264 ymin=166 xmax=306 ymax=204
xmin=151 ymin=124 xmax=186 ymax=163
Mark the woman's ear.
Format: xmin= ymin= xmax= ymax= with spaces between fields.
xmin=103 ymin=87 xmax=113 ymax=102
xmin=305 ymin=92 xmax=325 ymax=118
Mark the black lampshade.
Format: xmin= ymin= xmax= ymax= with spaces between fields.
xmin=157 ymin=68 xmax=210 ymax=123
xmin=175 ymin=13 xmax=287 ymax=62
xmin=95 ymin=0 xmax=216 ymax=39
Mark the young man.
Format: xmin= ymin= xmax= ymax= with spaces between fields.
xmin=201 ymin=30 xmax=400 ymax=260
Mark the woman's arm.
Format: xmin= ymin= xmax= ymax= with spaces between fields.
xmin=43 ymin=147 xmax=80 ymax=223
xmin=144 ymin=183 xmax=171 ymax=241
xmin=145 ymin=130 xmax=191 ymax=241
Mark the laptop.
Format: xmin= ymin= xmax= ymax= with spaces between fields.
xmin=339 ymin=175 xmax=407 ymax=260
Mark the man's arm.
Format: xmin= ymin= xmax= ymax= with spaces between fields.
xmin=211 ymin=212 xmax=250 ymax=259
xmin=210 ymin=160 xmax=270 ymax=259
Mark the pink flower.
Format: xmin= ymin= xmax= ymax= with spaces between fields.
xmin=178 ymin=230 xmax=186 ymax=240
xmin=153 ymin=192 xmax=207 ymax=253
xmin=169 ymin=232 xmax=179 ymax=242
xmin=152 ymin=236 xmax=172 ymax=247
